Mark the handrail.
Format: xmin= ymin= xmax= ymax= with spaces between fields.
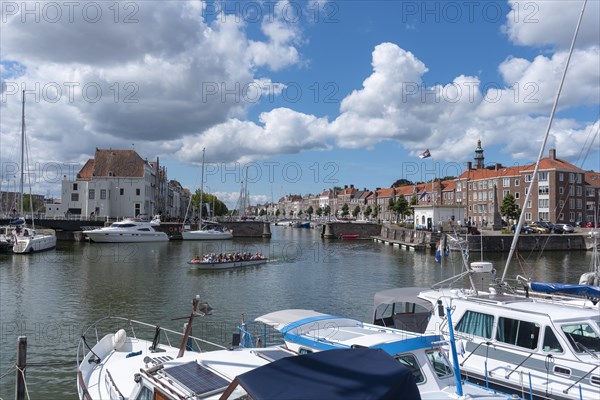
xmin=77 ymin=371 xmax=93 ymax=400
xmin=105 ymin=369 xmax=125 ymax=399
xmin=564 ymin=364 xmax=599 ymax=394
xmin=505 ymin=352 xmax=534 ymax=379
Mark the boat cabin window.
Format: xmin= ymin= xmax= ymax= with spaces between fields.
xmin=298 ymin=348 xmax=313 ymax=355
xmin=455 ymin=311 xmax=493 ymax=339
xmin=496 ymin=317 xmax=540 ymax=350
xmin=395 ymin=354 xmax=425 ymax=384
xmin=561 ymin=323 xmax=600 ymax=353
xmin=138 ymin=228 xmax=150 ymax=231
xmin=542 ymin=326 xmax=563 ymax=353
xmin=134 ymin=385 xmax=152 ymax=400
xmin=374 ymin=302 xmax=430 ymax=333
xmin=425 ymin=349 xmax=453 ymax=378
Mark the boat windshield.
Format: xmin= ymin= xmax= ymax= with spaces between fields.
xmin=561 ymin=322 xmax=600 ymax=353
xmin=110 ymin=223 xmax=136 ymax=228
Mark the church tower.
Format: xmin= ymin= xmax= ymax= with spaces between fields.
xmin=474 ymin=139 xmax=485 ymax=169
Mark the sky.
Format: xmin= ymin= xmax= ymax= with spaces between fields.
xmin=1 ymin=0 xmax=599 ymax=208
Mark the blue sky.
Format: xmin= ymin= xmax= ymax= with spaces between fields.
xmin=1 ymin=1 xmax=598 ymax=207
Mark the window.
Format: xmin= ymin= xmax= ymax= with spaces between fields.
xmin=71 ymin=193 xmax=79 ymax=201
xmin=538 ymin=172 xmax=548 ymax=181
xmin=135 ymin=386 xmax=153 ymax=400
xmin=395 ymin=354 xmax=425 ymax=384
xmin=577 ymin=199 xmax=582 ymax=209
xmin=559 ymin=200 xmax=564 ymax=208
xmin=515 ymin=179 xmax=520 ymax=186
xmin=538 ymin=199 xmax=549 ymax=208
xmin=455 ymin=311 xmax=494 ymax=339
xmin=525 ymin=212 xmax=532 ymax=221
xmin=569 ymin=212 xmax=575 ymax=222
xmin=496 ymin=317 xmax=540 ymax=350
xmin=525 ymin=174 xmax=532 ymax=182
xmin=136 ymin=188 xmax=141 ymax=196
xmin=100 ymin=189 xmax=106 ymax=200
xmin=587 ymin=188 xmax=595 ymax=197
xmin=569 ymin=186 xmax=574 ymax=196
xmin=559 ymin=173 xmax=564 ymax=182
xmin=503 ymin=178 xmax=510 ymax=187
xmin=576 ymin=174 xmax=582 ymax=183
xmin=456 ymin=182 xmax=462 ymax=191
xmin=120 ymin=188 xmax=124 ymax=195
xmin=542 ymin=327 xmax=563 ymax=353
xmin=539 ymin=186 xmax=549 ymax=195
xmin=88 ymin=189 xmax=95 ymax=200
xmin=569 ymin=199 xmax=575 ymax=209
xmin=503 ymin=190 xmax=510 ymax=197
xmin=426 ymin=350 xmax=453 ymax=378
xmin=527 ymin=200 xmax=532 ymax=209
xmin=539 ymin=212 xmax=549 ymax=221
xmin=569 ymin=173 xmax=575 ymax=183
xmin=515 ymin=192 xmax=520 ymax=199
xmin=561 ymin=323 xmax=600 ymax=353
xmin=72 ymin=183 xmax=78 ymax=190
xmin=559 ymin=187 xmax=564 ymax=195
xmin=576 ymin=186 xmax=582 ymax=196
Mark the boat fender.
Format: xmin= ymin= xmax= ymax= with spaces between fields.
xmin=112 ymin=329 xmax=127 ymax=351
xmin=126 ymin=350 xmax=142 ymax=358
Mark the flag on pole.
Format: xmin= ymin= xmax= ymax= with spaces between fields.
xmin=419 ymin=191 xmax=427 ymax=200
xmin=419 ymin=149 xmax=431 ymax=159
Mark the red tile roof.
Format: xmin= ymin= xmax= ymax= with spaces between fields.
xmin=522 ymin=157 xmax=583 ymax=172
xmin=77 ymin=149 xmax=146 ymax=180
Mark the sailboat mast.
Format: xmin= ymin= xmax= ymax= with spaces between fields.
xmin=199 ymin=148 xmax=205 ymax=225
xmin=20 ymin=90 xmax=25 ymax=215
xmin=501 ymin=0 xmax=588 ymax=283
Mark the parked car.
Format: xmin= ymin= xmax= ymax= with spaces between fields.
xmin=560 ymin=224 xmax=575 ymax=233
xmin=531 ymin=221 xmax=552 ymax=233
xmin=552 ymin=224 xmax=565 ymax=234
xmin=511 ymin=224 xmax=535 ymax=234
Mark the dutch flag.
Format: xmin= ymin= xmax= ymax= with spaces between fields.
xmin=419 ymin=149 xmax=431 ymax=159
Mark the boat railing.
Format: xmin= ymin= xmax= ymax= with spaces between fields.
xmin=77 ymin=316 xmax=228 ymax=367
xmin=454 ymin=336 xmax=594 ymax=394
xmin=236 ymin=321 xmax=285 ymax=349
xmin=105 ymin=369 xmax=125 ymax=399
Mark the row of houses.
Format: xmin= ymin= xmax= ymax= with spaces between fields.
xmin=258 ymin=144 xmax=600 ymax=228
xmin=2 ymin=142 xmax=597 ymax=227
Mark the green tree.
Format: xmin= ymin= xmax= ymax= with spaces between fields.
xmin=323 ymin=205 xmax=331 ymax=219
xmin=298 ymin=210 xmax=303 ymax=218
xmin=275 ymin=209 xmax=281 ymax=219
xmin=500 ymin=193 xmax=521 ymax=221
xmin=259 ymin=209 xmax=266 ymax=217
xmin=307 ymin=205 xmax=314 ymax=220
xmin=316 ymin=207 xmax=323 ymax=218
xmin=352 ymin=205 xmax=360 ymax=219
xmin=364 ymin=205 xmax=372 ymax=219
xmin=341 ymin=203 xmax=349 ymax=217
xmin=395 ymin=196 xmax=410 ymax=221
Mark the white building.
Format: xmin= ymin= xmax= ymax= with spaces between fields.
xmin=413 ymin=205 xmax=466 ymax=231
xmin=51 ymin=149 xmax=186 ymax=219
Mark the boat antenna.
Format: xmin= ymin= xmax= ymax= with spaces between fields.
xmin=501 ymin=0 xmax=588 ymax=284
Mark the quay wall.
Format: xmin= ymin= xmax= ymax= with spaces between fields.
xmin=375 ymin=225 xmax=588 ymax=252
xmin=321 ymin=222 xmax=382 ymax=239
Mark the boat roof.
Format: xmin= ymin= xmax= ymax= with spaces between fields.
xmin=418 ymin=288 xmax=600 ymax=323
xmin=257 ymin=309 xmax=442 ymax=353
xmin=229 ymin=348 xmax=420 ymax=400
xmin=373 ymin=287 xmax=433 ymax=316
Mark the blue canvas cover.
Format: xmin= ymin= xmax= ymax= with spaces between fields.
xmin=530 ymin=282 xmax=600 ymax=299
xmin=235 ymin=348 xmax=421 ymax=400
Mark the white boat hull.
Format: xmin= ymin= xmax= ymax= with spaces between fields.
xmin=12 ymin=233 xmax=56 ymax=253
xmin=189 ymin=258 xmax=267 ymax=270
xmin=182 ymin=229 xmax=233 ymax=240
xmin=84 ymin=231 xmax=169 ymax=243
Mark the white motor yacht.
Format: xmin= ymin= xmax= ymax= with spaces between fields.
xmin=83 ymin=219 xmax=169 ymax=243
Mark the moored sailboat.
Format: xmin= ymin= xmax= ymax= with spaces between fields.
xmin=11 ymin=91 xmax=56 ymax=254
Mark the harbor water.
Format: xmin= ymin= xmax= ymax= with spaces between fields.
xmin=0 ymin=226 xmax=596 ymax=399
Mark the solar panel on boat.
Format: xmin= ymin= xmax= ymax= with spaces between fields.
xmin=163 ymin=361 xmax=229 ymax=396
xmin=252 ymin=349 xmax=295 ymax=362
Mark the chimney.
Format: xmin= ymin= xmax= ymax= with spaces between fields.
xmin=495 ymin=163 xmax=502 ymax=170
xmin=350 ymin=184 xmax=354 ymax=189
xmin=549 ymin=148 xmax=556 ymax=159
xmin=467 ymin=162 xmax=472 ymax=170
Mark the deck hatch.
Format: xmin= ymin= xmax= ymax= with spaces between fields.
xmin=252 ymin=349 xmax=294 ymax=362
xmin=591 ymin=375 xmax=600 ymax=386
xmin=163 ymin=361 xmax=228 ymax=396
